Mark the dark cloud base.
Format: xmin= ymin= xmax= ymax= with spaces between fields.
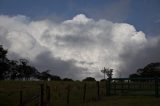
xmin=30 ymin=51 xmax=88 ymax=80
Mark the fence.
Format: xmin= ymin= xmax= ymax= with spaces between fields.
xmin=0 ymin=81 xmax=104 ymax=106
xmin=107 ymin=78 xmax=160 ymax=97
xmin=0 ymin=81 xmax=42 ymax=106
xmin=0 ymin=78 xmax=160 ymax=106
xmin=18 ymin=82 xmax=104 ymax=106
xmin=45 ymin=81 xmax=104 ymax=106
xmin=19 ymin=84 xmax=45 ymax=106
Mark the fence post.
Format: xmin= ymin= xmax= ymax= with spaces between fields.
xmin=67 ymin=85 xmax=70 ymax=106
xmin=83 ymin=83 xmax=86 ymax=104
xmin=113 ymin=81 xmax=116 ymax=95
xmin=121 ymin=79 xmax=124 ymax=94
xmin=97 ymin=81 xmax=100 ymax=100
xmin=47 ymin=85 xmax=51 ymax=105
xmin=20 ymin=90 xmax=23 ymax=106
xmin=106 ymin=80 xmax=107 ymax=96
xmin=40 ymin=84 xmax=44 ymax=106
xmin=127 ymin=79 xmax=130 ymax=94
xmin=155 ymin=77 xmax=158 ymax=97
xmin=106 ymin=78 xmax=111 ymax=96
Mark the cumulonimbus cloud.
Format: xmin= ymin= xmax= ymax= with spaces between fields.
xmin=0 ymin=14 xmax=159 ymax=80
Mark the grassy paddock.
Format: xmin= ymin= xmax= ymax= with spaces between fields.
xmin=0 ymin=80 xmax=42 ymax=106
xmin=0 ymin=81 xmax=101 ymax=106
xmin=0 ymin=80 xmax=160 ymax=106
xmin=79 ymin=96 xmax=160 ymax=106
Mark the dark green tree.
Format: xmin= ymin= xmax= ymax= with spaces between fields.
xmin=140 ymin=62 xmax=160 ymax=77
xmin=130 ymin=62 xmax=160 ymax=78
xmin=101 ymin=67 xmax=107 ymax=79
xmin=0 ymin=45 xmax=8 ymax=62
xmin=51 ymin=75 xmax=61 ymax=81
xmin=106 ymin=68 xmax=113 ymax=79
xmin=17 ymin=59 xmax=38 ymax=80
xmin=129 ymin=73 xmax=140 ymax=78
xmin=37 ymin=70 xmax=52 ymax=80
xmin=9 ymin=60 xmax=19 ymax=80
xmin=0 ymin=45 xmax=10 ymax=80
xmin=63 ymin=78 xmax=73 ymax=81
xmin=82 ymin=77 xmax=96 ymax=81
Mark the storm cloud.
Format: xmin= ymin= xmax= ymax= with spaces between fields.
xmin=0 ymin=14 xmax=159 ymax=80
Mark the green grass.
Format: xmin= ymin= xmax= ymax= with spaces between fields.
xmin=79 ymin=96 xmax=160 ymax=106
xmin=0 ymin=81 xmax=160 ymax=106
xmin=0 ymin=80 xmax=42 ymax=106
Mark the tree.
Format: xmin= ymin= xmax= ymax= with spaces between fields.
xmin=101 ymin=67 xmax=114 ymax=79
xmin=0 ymin=45 xmax=8 ymax=62
xmin=106 ymin=68 xmax=113 ymax=79
xmin=17 ymin=59 xmax=38 ymax=80
xmin=0 ymin=62 xmax=10 ymax=80
xmin=100 ymin=79 xmax=107 ymax=82
xmin=51 ymin=75 xmax=61 ymax=81
xmin=23 ymin=66 xmax=38 ymax=80
xmin=16 ymin=59 xmax=28 ymax=79
xmin=101 ymin=67 xmax=107 ymax=79
xmin=63 ymin=78 xmax=73 ymax=81
xmin=0 ymin=45 xmax=10 ymax=80
xmin=82 ymin=77 xmax=96 ymax=81
xmin=0 ymin=45 xmax=69 ymax=81
xmin=37 ymin=70 xmax=53 ymax=80
xmin=140 ymin=62 xmax=160 ymax=77
xmin=9 ymin=60 xmax=19 ymax=80
xmin=129 ymin=73 xmax=140 ymax=78
xmin=130 ymin=62 xmax=160 ymax=78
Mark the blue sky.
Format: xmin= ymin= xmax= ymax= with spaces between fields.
xmin=0 ymin=0 xmax=160 ymax=36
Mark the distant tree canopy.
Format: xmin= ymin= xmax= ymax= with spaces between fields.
xmin=0 ymin=45 xmax=10 ymax=80
xmin=37 ymin=70 xmax=61 ymax=81
xmin=0 ymin=45 xmax=7 ymax=60
xmin=82 ymin=77 xmax=96 ymax=82
xmin=100 ymin=79 xmax=107 ymax=82
xmin=0 ymin=45 xmax=62 ymax=81
xmin=101 ymin=67 xmax=113 ymax=79
xmin=129 ymin=73 xmax=140 ymax=78
xmin=129 ymin=62 xmax=160 ymax=78
xmin=63 ymin=78 xmax=73 ymax=81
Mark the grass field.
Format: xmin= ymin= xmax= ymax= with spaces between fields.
xmin=0 ymin=81 xmax=41 ymax=106
xmin=79 ymin=96 xmax=160 ymax=106
xmin=0 ymin=80 xmax=160 ymax=106
xmin=0 ymin=81 xmax=102 ymax=106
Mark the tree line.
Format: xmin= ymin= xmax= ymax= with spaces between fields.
xmin=129 ymin=62 xmax=160 ymax=78
xmin=0 ymin=45 xmax=71 ymax=81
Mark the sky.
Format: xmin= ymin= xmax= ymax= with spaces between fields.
xmin=0 ymin=0 xmax=160 ymax=80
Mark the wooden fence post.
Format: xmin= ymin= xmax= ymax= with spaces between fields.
xmin=121 ymin=79 xmax=124 ymax=94
xmin=20 ymin=90 xmax=23 ymax=106
xmin=107 ymin=78 xmax=111 ymax=96
xmin=47 ymin=85 xmax=51 ymax=105
xmin=97 ymin=81 xmax=100 ymax=100
xmin=155 ymin=77 xmax=159 ymax=97
xmin=106 ymin=80 xmax=107 ymax=96
xmin=127 ymin=79 xmax=130 ymax=94
xmin=40 ymin=84 xmax=44 ymax=106
xmin=67 ymin=85 xmax=70 ymax=106
xmin=113 ymin=81 xmax=116 ymax=95
xmin=83 ymin=83 xmax=87 ymax=104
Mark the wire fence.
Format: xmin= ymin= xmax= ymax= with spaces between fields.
xmin=0 ymin=78 xmax=160 ymax=106
xmin=107 ymin=78 xmax=160 ymax=97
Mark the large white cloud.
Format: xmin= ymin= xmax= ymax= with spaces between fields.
xmin=0 ymin=14 xmax=159 ymax=80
